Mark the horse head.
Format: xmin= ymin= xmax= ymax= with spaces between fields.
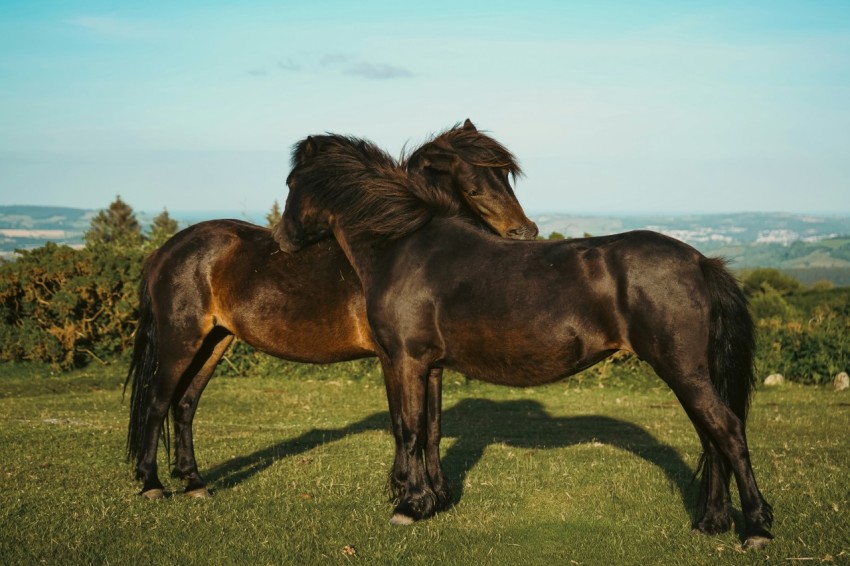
xmin=404 ymin=119 xmax=538 ymax=240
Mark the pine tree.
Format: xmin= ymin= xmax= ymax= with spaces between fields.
xmin=266 ymin=199 xmax=282 ymax=229
xmin=147 ymin=208 xmax=179 ymax=249
xmin=85 ymin=195 xmax=143 ymax=248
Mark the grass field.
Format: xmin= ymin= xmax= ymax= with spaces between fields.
xmin=1 ymin=359 xmax=848 ymax=565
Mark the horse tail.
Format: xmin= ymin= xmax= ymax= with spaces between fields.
xmin=124 ymin=262 xmax=164 ymax=465
xmin=700 ymin=256 xmax=756 ymax=423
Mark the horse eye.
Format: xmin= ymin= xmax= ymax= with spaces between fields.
xmin=467 ymin=189 xmax=480 ymax=197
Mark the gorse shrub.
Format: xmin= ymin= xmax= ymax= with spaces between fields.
xmin=0 ymin=242 xmax=145 ymax=369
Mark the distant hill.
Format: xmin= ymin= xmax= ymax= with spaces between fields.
xmin=3 ymin=206 xmax=850 ymax=285
xmin=535 ymin=212 xmax=850 ymax=285
xmin=0 ymin=205 xmax=264 ymax=257
xmin=534 ymin=212 xmax=850 ymax=247
xmin=0 ymin=206 xmax=95 ymax=254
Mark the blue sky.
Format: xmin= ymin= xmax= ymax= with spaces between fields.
xmin=1 ymin=1 xmax=849 ymax=215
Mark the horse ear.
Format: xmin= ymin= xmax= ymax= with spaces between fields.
xmin=294 ymin=136 xmax=318 ymax=166
xmin=463 ymin=119 xmax=477 ymax=132
xmin=303 ymin=136 xmax=317 ymax=159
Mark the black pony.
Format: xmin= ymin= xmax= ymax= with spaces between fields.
xmin=274 ymin=134 xmax=774 ymax=549
xmin=125 ymin=121 xmax=538 ymax=499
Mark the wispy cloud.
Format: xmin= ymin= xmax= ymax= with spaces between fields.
xmin=320 ymin=54 xmax=352 ymax=67
xmin=275 ymin=53 xmax=414 ymax=80
xmin=277 ymin=58 xmax=302 ymax=71
xmin=345 ymin=62 xmax=414 ymax=80
xmin=66 ymin=16 xmax=156 ymax=39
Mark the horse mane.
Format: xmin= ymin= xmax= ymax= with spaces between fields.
xmin=288 ymin=134 xmax=463 ymax=239
xmin=402 ymin=122 xmax=524 ymax=181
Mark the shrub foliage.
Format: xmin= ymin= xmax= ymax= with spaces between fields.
xmin=0 ymin=242 xmax=145 ymax=368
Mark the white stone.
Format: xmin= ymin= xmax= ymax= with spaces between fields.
xmin=834 ymin=372 xmax=849 ymax=392
xmin=389 ymin=513 xmax=415 ymax=526
xmin=763 ymin=373 xmax=785 ymax=387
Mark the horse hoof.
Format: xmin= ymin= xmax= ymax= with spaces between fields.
xmin=141 ymin=488 xmax=165 ymax=500
xmin=743 ymin=536 xmax=772 ymax=550
xmin=185 ymin=487 xmax=211 ymax=499
xmin=389 ymin=513 xmax=415 ymax=526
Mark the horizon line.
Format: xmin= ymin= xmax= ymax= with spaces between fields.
xmin=2 ymin=204 xmax=850 ymax=219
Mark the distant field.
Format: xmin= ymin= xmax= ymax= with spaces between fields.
xmin=0 ymin=228 xmax=66 ymax=238
xmin=1 ymin=361 xmax=847 ymax=564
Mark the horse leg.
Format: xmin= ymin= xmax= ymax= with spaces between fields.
xmin=135 ymin=337 xmax=201 ymax=498
xmin=659 ymin=369 xmax=773 ymax=548
xmin=383 ymin=369 xmax=406 ymax=503
xmin=384 ymin=357 xmax=437 ymax=525
xmin=171 ymin=329 xmax=235 ymax=497
xmin=692 ymin=429 xmax=733 ymax=534
xmin=136 ymin=350 xmax=191 ymax=499
xmin=425 ymin=368 xmax=451 ymax=510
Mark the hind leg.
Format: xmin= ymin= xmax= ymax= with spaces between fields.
xmin=135 ymin=332 xmax=207 ymax=498
xmin=171 ymin=329 xmax=235 ymax=497
xmin=692 ymin=430 xmax=733 ymax=534
xmin=660 ymin=370 xmax=773 ymax=547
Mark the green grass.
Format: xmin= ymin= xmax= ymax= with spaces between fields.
xmin=1 ymin=360 xmax=848 ymax=565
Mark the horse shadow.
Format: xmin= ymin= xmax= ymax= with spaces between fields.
xmin=203 ymin=397 xmax=698 ymax=518
xmin=205 ymin=399 xmax=698 ymax=514
xmin=438 ymin=398 xmax=697 ymax=513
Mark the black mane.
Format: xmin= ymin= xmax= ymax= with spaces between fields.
xmin=288 ymin=134 xmax=463 ymax=239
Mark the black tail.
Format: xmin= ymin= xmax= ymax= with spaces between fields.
xmin=700 ymin=256 xmax=756 ymax=423
xmin=124 ymin=270 xmax=164 ymax=465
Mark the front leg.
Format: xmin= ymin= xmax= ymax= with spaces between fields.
xmin=425 ymin=368 xmax=451 ymax=510
xmin=384 ymin=357 xmax=439 ymax=525
xmin=384 ymin=369 xmax=406 ymax=502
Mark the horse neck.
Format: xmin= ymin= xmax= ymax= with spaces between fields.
xmin=329 ymin=224 xmax=396 ymax=289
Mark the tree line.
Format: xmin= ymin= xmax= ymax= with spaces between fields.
xmin=0 ymin=197 xmax=846 ymax=384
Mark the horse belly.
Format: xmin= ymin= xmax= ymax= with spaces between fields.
xmin=442 ymin=326 xmax=612 ymax=386
xmin=225 ymin=279 xmax=376 ymax=363
xmin=252 ymin=312 xmax=375 ymax=362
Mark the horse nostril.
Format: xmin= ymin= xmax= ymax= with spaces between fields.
xmin=506 ymin=223 xmax=539 ymax=240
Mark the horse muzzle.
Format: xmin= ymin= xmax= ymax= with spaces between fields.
xmin=506 ymin=222 xmax=539 ymax=241
xmin=272 ymin=221 xmax=303 ymax=253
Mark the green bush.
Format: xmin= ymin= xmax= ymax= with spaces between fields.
xmin=742 ymin=268 xmax=803 ymax=297
xmin=748 ymin=287 xmax=800 ymax=320
xmin=0 ymin=243 xmax=145 ymax=369
xmin=754 ymin=290 xmax=850 ymax=384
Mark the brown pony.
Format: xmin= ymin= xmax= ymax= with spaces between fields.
xmin=275 ymin=133 xmax=774 ymax=549
xmin=125 ymin=120 xmax=538 ymax=499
